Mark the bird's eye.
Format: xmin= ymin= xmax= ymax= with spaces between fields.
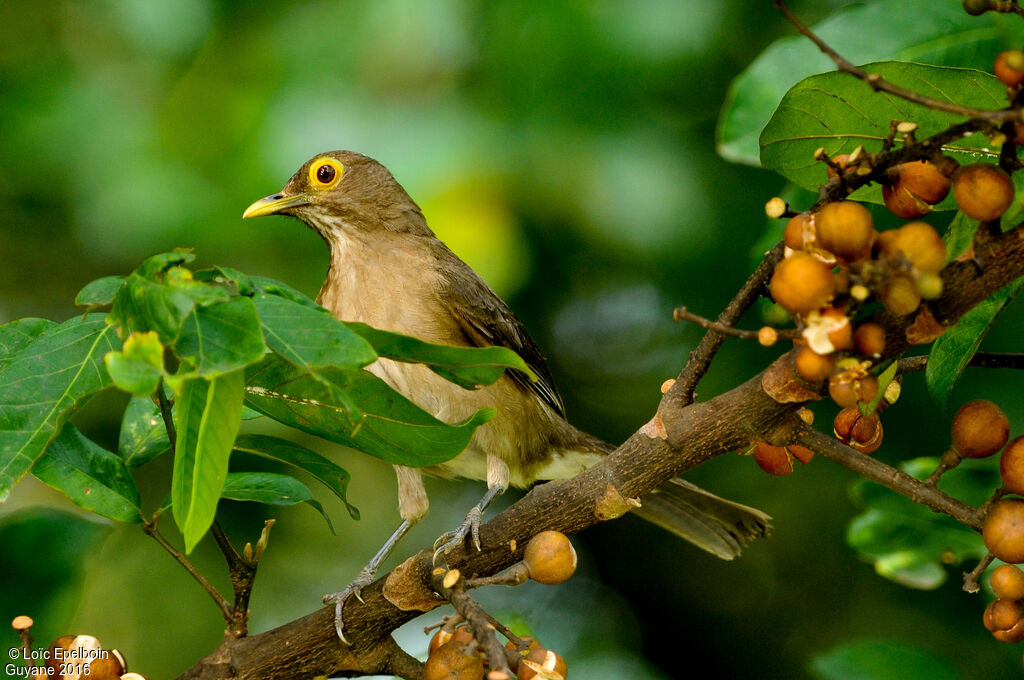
xmin=316 ymin=164 xmax=335 ymax=184
xmin=308 ymin=157 xmax=344 ymax=188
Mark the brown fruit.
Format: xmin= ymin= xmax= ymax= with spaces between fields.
xmin=794 ymin=346 xmax=835 ymax=382
xmin=991 ymin=564 xmax=1024 ymax=601
xmin=429 ymin=625 xmax=475 ymax=654
xmin=86 ymin=653 xmax=126 ymax=680
xmin=883 ymin=182 xmax=931 ymax=219
xmin=833 ymin=407 xmax=883 ymax=454
xmin=995 ymin=50 xmax=1024 ymax=88
xmin=991 ymin=598 xmax=1024 ymax=631
xmin=815 ymin=201 xmax=876 ymax=261
xmin=821 ymin=308 xmax=853 ymax=350
xmin=853 ymin=323 xmax=886 ymax=357
xmin=770 ymin=252 xmax=836 ymax=315
xmin=880 ymin=274 xmax=921 ymax=316
xmin=993 ymin=616 xmax=1024 ymax=643
xmin=962 ymin=0 xmax=990 ymax=15
xmin=883 ymin=161 xmax=951 ymax=220
xmin=828 ymin=372 xmax=879 ymax=409
xmin=424 ymin=640 xmax=485 ymax=680
xmin=753 ymin=442 xmax=794 ymax=476
xmin=788 ymin=444 xmax=815 ymax=464
xmin=1000 ymin=436 xmax=1024 ymax=494
xmin=523 ymin=531 xmax=577 ymax=585
xmin=983 ymin=499 xmax=1024 ymax=564
xmin=953 ymin=164 xmax=1015 ymax=222
xmin=952 ymin=399 xmax=1009 ymax=458
xmin=783 ymin=212 xmax=814 ymax=251
xmin=882 ymin=222 xmax=946 ymax=274
xmin=518 ymin=647 xmax=568 ymax=680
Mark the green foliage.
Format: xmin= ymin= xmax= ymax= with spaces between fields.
xmin=717 ymin=0 xmax=1013 ymax=166
xmin=0 ymin=250 xmax=526 ymax=552
xmin=847 ymin=458 xmax=991 ymax=589
xmin=760 ymin=62 xmax=1004 ymax=206
xmin=810 ymin=640 xmax=963 ymax=680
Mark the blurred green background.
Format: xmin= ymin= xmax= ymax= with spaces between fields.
xmin=2 ymin=1 xmax=1023 ymax=678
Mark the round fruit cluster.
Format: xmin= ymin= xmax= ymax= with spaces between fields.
xmin=424 ymin=531 xmax=575 ymax=679
xmin=7 ymin=620 xmax=144 ymax=680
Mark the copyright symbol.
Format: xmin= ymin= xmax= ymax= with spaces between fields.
xmin=8 ymin=648 xmax=19 ymax=659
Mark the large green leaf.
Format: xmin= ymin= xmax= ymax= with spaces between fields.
xmin=221 ymin=471 xmax=334 ymax=533
xmin=810 ymin=640 xmax=962 ymax=680
xmin=32 ymin=424 xmax=141 ymax=522
xmin=233 ymin=433 xmax=358 ymax=519
xmin=847 ymin=458 xmax=990 ymax=589
xmin=926 ymin=277 xmax=1024 ymax=405
xmin=172 ymin=370 xmax=245 ymax=552
xmin=108 ymin=249 xmax=229 ymax=344
xmin=0 ymin=314 xmax=119 ymax=502
xmin=244 ymin=354 xmax=494 ymax=467
xmin=175 ymin=296 xmax=267 ymax=378
xmin=347 ymin=322 xmax=536 ymax=389
xmin=760 ymin=62 xmax=1006 ymax=205
xmin=0 ymin=318 xmax=56 ymax=372
xmin=254 ymin=293 xmax=376 ymax=372
xmin=118 ymin=396 xmax=171 ymax=467
xmin=717 ymin=0 xmax=1016 ymax=165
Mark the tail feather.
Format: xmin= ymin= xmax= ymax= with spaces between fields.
xmin=632 ymin=478 xmax=771 ymax=560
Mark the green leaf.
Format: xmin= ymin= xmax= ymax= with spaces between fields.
xmin=108 ymin=250 xmax=229 ymax=344
xmin=32 ymin=424 xmax=141 ymax=522
xmin=347 ymin=322 xmax=536 ymax=389
xmin=104 ymin=331 xmax=165 ymax=397
xmin=175 ymin=296 xmax=267 ymax=378
xmin=172 ymin=370 xmax=244 ymax=552
xmin=254 ymin=294 xmax=376 ymax=372
xmin=0 ymin=314 xmax=119 ymax=502
xmin=245 ymin=354 xmax=494 ymax=467
xmin=118 ymin=396 xmax=171 ymax=467
xmin=847 ymin=458 xmax=990 ymax=589
xmin=760 ymin=62 xmax=1005 ymax=205
xmin=194 ymin=265 xmax=255 ymax=296
xmin=718 ymin=0 xmax=1014 ymax=165
xmin=75 ymin=275 xmax=126 ymax=307
xmin=221 ymin=471 xmax=334 ymax=533
xmin=0 ymin=318 xmax=56 ymax=371
xmin=926 ymin=277 xmax=1024 ymax=405
xmin=811 ymin=640 xmax=963 ymax=680
xmin=233 ymin=433 xmax=358 ymax=519
xmin=250 ymin=275 xmax=321 ymax=309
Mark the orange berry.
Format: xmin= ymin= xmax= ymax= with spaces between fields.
xmin=770 ymin=252 xmax=836 ymax=315
xmin=794 ymin=345 xmax=835 ymax=382
xmin=1000 ymin=436 xmax=1024 ymax=494
xmin=815 ymin=201 xmax=876 ymax=261
xmin=833 ymin=407 xmax=883 ymax=454
xmin=424 ymin=640 xmax=484 ymax=680
xmin=984 ymin=499 xmax=1024 ymax=564
xmin=783 ymin=213 xmax=813 ymax=251
xmin=995 ymin=50 xmax=1024 ymax=88
xmin=523 ymin=531 xmax=577 ymax=585
xmin=953 ymin=164 xmax=1015 ymax=222
xmin=991 ymin=564 xmax=1024 ymax=601
xmin=853 ymin=323 xmax=886 ymax=357
xmin=517 ymin=647 xmax=568 ymax=680
xmin=880 ymin=274 xmax=921 ymax=316
xmin=753 ymin=442 xmax=794 ymax=476
xmin=952 ymin=399 xmax=1010 ymax=459
xmin=882 ymin=222 xmax=947 ymax=274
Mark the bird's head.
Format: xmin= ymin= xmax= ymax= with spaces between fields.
xmin=243 ymin=150 xmax=429 ymax=239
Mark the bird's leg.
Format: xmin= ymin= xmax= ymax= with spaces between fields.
xmin=324 ymin=465 xmax=428 ymax=643
xmin=433 ymin=454 xmax=509 ymax=561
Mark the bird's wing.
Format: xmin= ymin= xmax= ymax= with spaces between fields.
xmin=436 ymin=245 xmax=565 ymax=418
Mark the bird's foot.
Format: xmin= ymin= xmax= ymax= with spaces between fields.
xmin=433 ymin=506 xmax=484 ymax=564
xmin=323 ymin=565 xmax=378 ymax=644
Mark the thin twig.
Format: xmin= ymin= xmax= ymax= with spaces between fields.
xmin=142 ymin=517 xmax=232 ymax=620
xmin=963 ymin=552 xmax=996 ymax=593
xmin=672 ymin=306 xmax=800 ymax=340
xmin=898 ymin=352 xmax=1024 ymax=373
xmin=431 ymin=568 xmax=515 ymax=679
xmin=797 ymin=426 xmax=983 ymax=530
xmin=773 ymin=0 xmax=1023 ymax=124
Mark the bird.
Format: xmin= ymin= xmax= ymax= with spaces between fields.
xmin=243 ymin=150 xmax=770 ymax=641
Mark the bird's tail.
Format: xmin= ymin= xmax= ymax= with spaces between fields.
xmin=631 ymin=477 xmax=770 ymax=560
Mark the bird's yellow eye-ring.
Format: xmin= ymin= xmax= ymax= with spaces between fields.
xmin=309 ymin=158 xmax=344 ymax=188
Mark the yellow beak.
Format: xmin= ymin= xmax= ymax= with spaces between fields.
xmin=242 ymin=191 xmax=313 ymax=218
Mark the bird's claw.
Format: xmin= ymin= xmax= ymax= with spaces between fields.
xmin=432 ymin=506 xmax=484 ymax=564
xmin=323 ymin=566 xmax=378 ymax=644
